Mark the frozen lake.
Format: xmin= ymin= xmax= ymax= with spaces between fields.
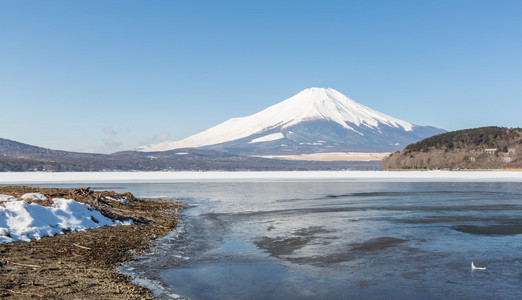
xmin=1 ymin=170 xmax=522 ymax=183
xmin=3 ymin=171 xmax=522 ymax=299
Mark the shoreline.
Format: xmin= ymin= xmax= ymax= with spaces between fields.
xmin=0 ymin=186 xmax=183 ymax=299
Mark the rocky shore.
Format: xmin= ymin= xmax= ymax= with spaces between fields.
xmin=0 ymin=186 xmax=184 ymax=299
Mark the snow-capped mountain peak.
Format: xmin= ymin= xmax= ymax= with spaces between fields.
xmin=276 ymin=87 xmax=413 ymax=132
xmin=140 ymin=88 xmax=443 ymax=153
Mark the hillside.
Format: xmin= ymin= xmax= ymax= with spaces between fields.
xmin=0 ymin=138 xmax=380 ymax=171
xmin=382 ymin=127 xmax=522 ymax=170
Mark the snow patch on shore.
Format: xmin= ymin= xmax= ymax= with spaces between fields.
xmin=105 ymin=196 xmax=129 ymax=203
xmin=0 ymin=198 xmax=131 ymax=243
xmin=21 ymin=193 xmax=48 ymax=200
xmin=0 ymin=194 xmax=17 ymax=202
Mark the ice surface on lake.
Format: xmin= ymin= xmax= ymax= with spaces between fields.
xmin=0 ymin=171 xmax=521 ymax=184
xmin=114 ymin=180 xmax=522 ymax=299
xmin=4 ymin=172 xmax=522 ymax=298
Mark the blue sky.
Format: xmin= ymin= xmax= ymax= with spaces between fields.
xmin=1 ymin=0 xmax=521 ymax=153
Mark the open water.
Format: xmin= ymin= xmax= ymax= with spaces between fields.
xmin=54 ymin=179 xmax=522 ymax=299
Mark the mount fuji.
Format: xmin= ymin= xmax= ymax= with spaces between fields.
xmin=141 ymin=88 xmax=445 ymax=155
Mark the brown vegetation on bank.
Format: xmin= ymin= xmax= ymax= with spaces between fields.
xmin=0 ymin=186 xmax=184 ymax=299
xmin=383 ymin=127 xmax=522 ymax=170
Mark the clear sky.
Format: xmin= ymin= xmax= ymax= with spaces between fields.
xmin=1 ymin=0 xmax=521 ymax=153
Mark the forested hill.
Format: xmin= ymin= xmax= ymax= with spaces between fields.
xmin=383 ymin=127 xmax=522 ymax=170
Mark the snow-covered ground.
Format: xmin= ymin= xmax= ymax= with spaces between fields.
xmin=0 ymin=194 xmax=131 ymax=243
xmin=249 ymin=132 xmax=285 ymax=144
xmin=21 ymin=193 xmax=48 ymax=200
xmin=0 ymin=171 xmax=520 ymax=184
xmin=257 ymin=152 xmax=391 ymax=162
xmin=0 ymin=194 xmax=17 ymax=201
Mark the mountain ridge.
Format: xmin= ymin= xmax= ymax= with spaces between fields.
xmin=0 ymin=137 xmax=380 ymax=171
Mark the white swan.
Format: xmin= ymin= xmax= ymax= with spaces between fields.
xmin=471 ymin=261 xmax=486 ymax=270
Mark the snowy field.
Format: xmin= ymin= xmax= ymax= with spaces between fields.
xmin=257 ymin=152 xmax=390 ymax=162
xmin=0 ymin=171 xmax=521 ymax=184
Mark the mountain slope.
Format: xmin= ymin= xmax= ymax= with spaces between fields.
xmin=382 ymin=127 xmax=522 ymax=170
xmin=141 ymin=88 xmax=445 ymax=154
xmin=0 ymin=138 xmax=380 ymax=171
